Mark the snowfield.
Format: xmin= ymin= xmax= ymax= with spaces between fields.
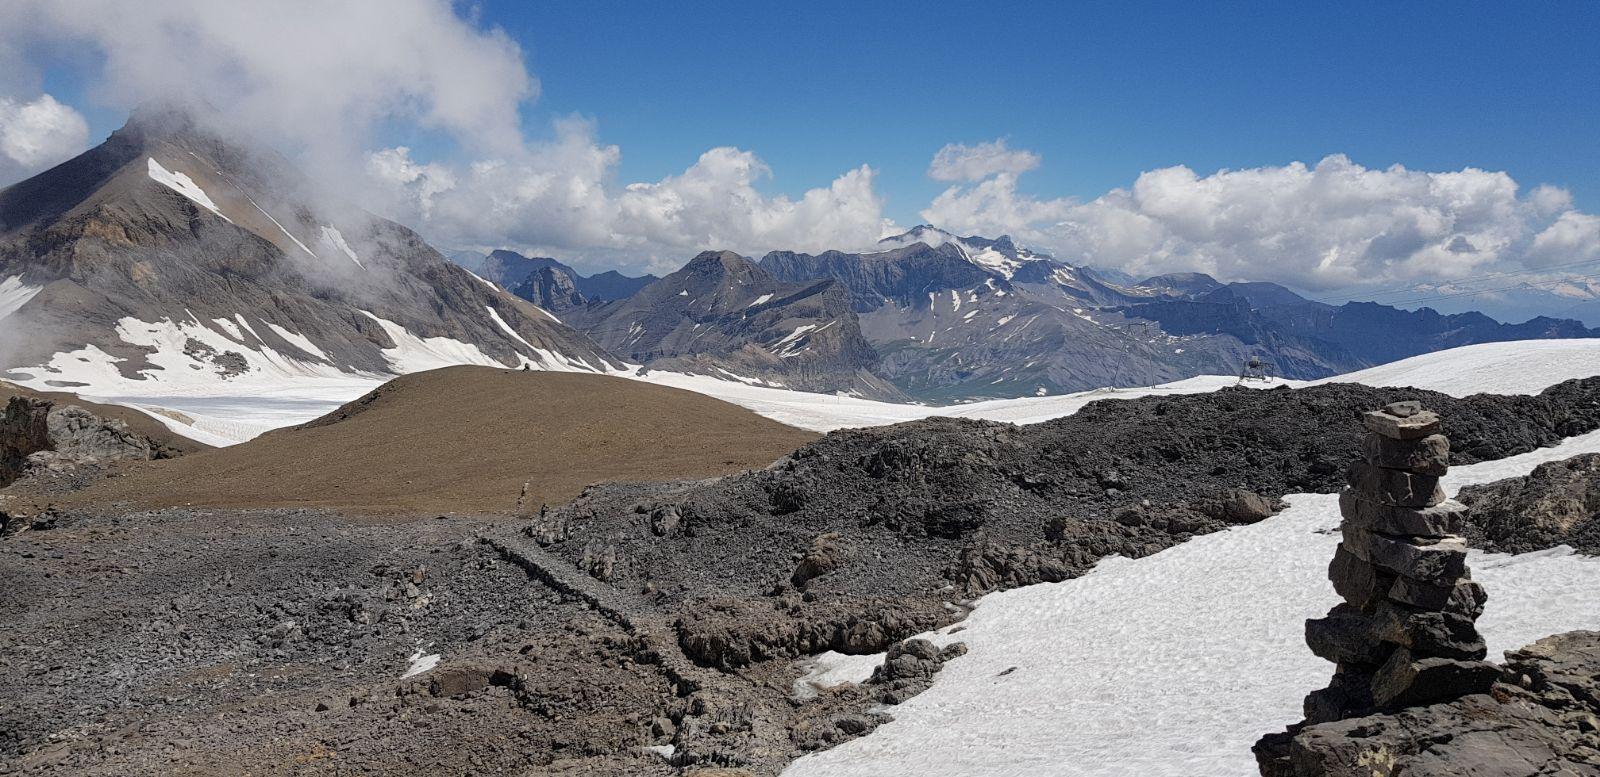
xmin=783 ymin=428 xmax=1600 ymax=777
xmin=6 ymin=337 xmax=1600 ymax=446
xmin=1309 ymin=338 xmax=1600 ymax=396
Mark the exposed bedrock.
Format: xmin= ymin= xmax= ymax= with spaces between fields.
xmin=1458 ymin=452 xmax=1600 ymax=555
xmin=1259 ymin=631 xmax=1600 ymax=777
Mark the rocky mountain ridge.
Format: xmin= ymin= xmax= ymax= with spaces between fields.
xmin=0 ymin=107 xmax=621 ymax=395
xmin=556 ymin=250 xmax=900 ymax=398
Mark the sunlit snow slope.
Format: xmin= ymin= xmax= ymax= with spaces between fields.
xmin=19 ymin=338 xmax=1600 ymax=447
xmin=784 ymin=423 xmax=1600 ymax=777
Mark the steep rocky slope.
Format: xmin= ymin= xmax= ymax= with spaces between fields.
xmin=563 ymin=251 xmax=899 ymax=398
xmin=452 ymin=248 xmax=656 ymax=302
xmin=0 ymin=107 xmax=621 ymax=394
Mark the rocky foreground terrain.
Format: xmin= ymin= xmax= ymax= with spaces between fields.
xmin=4 ymin=378 xmax=1600 ymax=775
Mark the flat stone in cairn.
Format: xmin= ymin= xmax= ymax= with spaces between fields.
xmin=1361 ymin=407 xmax=1442 ymax=440
xmin=1338 ymin=489 xmax=1465 ymax=537
xmin=1298 ymin=401 xmax=1495 ymax=725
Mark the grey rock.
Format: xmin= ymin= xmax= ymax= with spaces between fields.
xmin=1370 ymin=649 xmax=1499 ymax=708
xmin=1456 ymin=453 xmax=1600 ymax=555
xmin=1383 ymin=401 xmax=1423 ymax=418
xmin=1338 ymin=489 xmax=1465 ymax=537
xmin=1344 ymin=461 xmax=1444 ymax=508
xmin=1340 ymin=527 xmax=1468 ymax=583
xmin=791 ymin=533 xmax=850 ymax=589
xmin=1362 ymin=409 xmax=1443 ymax=440
xmin=1369 ymin=601 xmax=1488 ymax=661
xmin=1257 ymin=631 xmax=1600 ymax=777
xmin=1362 ymin=432 xmax=1449 ymax=476
xmin=1305 ymin=605 xmax=1391 ymax=666
xmin=1327 ymin=545 xmax=1394 ymax=610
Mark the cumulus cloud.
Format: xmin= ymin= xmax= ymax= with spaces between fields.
xmin=1529 ymin=211 xmax=1600 ymax=266
xmin=0 ymin=0 xmax=895 ymax=271
xmin=928 ymin=139 xmax=1041 ymax=182
xmin=370 ymin=118 xmax=895 ymax=273
xmin=922 ymin=150 xmax=1600 ymax=291
xmin=0 ymin=94 xmax=89 ymax=181
xmin=0 ymin=0 xmax=533 ymax=159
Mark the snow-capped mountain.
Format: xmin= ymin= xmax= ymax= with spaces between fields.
xmin=758 ymin=226 xmax=1599 ymax=399
xmin=0 ymin=106 xmax=621 ymax=397
xmin=560 ymin=250 xmax=899 ymax=398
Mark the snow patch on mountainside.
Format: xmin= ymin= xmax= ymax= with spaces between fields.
xmin=0 ymin=276 xmax=42 ymax=321
xmin=146 ymin=158 xmax=230 ymax=222
xmin=319 ymin=226 xmax=364 ymax=268
xmin=5 ymin=315 xmax=384 ymax=445
xmin=783 ymin=429 xmax=1600 ymax=777
xmin=263 ymin=322 xmax=329 ymax=361
xmin=357 ymin=311 xmax=506 ymax=373
xmin=485 ymin=306 xmax=535 ymax=351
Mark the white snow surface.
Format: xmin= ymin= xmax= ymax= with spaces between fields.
xmin=357 ymin=310 xmax=506 ymax=374
xmin=401 ymin=649 xmax=440 ymax=679
xmin=263 ymin=322 xmax=329 ymax=361
xmin=319 ymin=226 xmax=364 ymax=268
xmin=486 ymin=305 xmax=536 ymax=351
xmin=5 ymin=315 xmax=385 ymax=446
xmin=0 ymin=275 xmax=43 ymax=321
xmin=784 ymin=429 xmax=1600 ymax=777
xmin=10 ymin=337 xmax=1600 ymax=449
xmin=146 ymin=158 xmax=231 ymax=222
xmin=1310 ymin=338 xmax=1600 ymax=396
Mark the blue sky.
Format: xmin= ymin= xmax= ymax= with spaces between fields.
xmin=5 ymin=0 xmax=1599 ymax=294
xmin=485 ymin=0 xmax=1600 ymax=224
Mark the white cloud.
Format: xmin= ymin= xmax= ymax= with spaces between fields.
xmin=0 ymin=0 xmax=533 ymax=161
xmin=0 ymin=0 xmax=894 ymax=272
xmin=0 ymin=94 xmax=89 ymax=180
xmin=928 ymin=139 xmax=1041 ymax=182
xmin=922 ymin=150 xmax=1600 ymax=291
xmin=370 ymin=118 xmax=895 ymax=272
xmin=1529 ymin=211 xmax=1600 ymax=266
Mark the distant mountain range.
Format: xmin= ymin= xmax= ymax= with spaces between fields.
xmin=1 ymin=107 xmax=1592 ymax=405
xmin=452 ymin=225 xmax=1596 ymax=401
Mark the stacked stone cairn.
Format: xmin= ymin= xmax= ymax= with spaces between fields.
xmin=1301 ymin=400 xmax=1500 ymax=722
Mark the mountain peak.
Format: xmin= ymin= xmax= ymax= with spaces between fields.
xmin=684 ymin=250 xmax=753 ymax=273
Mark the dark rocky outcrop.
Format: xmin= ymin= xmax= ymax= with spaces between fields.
xmin=1 ymin=395 xmax=178 ymax=490
xmin=533 ymin=380 xmax=1600 ymax=692
xmin=1458 ymin=453 xmax=1600 ymax=555
xmin=1258 ymin=631 xmax=1600 ymax=776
